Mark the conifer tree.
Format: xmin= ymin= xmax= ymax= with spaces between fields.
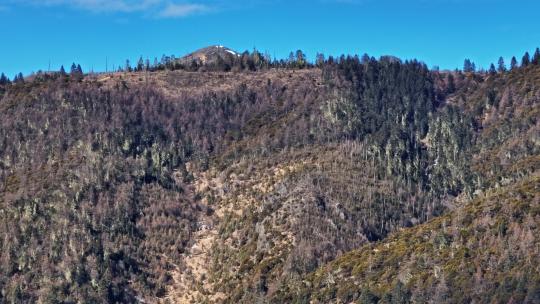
xmin=532 ymin=47 xmax=540 ymax=65
xmin=522 ymin=52 xmax=530 ymax=67
xmin=510 ymin=56 xmax=518 ymax=70
xmin=125 ymin=59 xmax=132 ymax=72
xmin=69 ymin=63 xmax=83 ymax=81
xmin=70 ymin=63 xmax=78 ymax=75
xmin=489 ymin=63 xmax=497 ymax=75
xmin=463 ymin=59 xmax=476 ymax=73
xmin=497 ymin=57 xmax=506 ymax=73
xmin=14 ymin=72 xmax=24 ymax=83
xmin=295 ymin=50 xmax=306 ymax=68
xmin=288 ymin=51 xmax=295 ymax=68
xmin=0 ymin=73 xmax=9 ymax=85
xmin=137 ymin=56 xmax=144 ymax=71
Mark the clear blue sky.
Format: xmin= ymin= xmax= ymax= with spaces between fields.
xmin=1 ymin=0 xmax=539 ymax=77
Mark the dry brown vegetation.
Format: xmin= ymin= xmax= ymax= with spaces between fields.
xmin=0 ymin=56 xmax=539 ymax=303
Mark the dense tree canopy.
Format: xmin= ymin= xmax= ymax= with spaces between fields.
xmin=0 ymin=46 xmax=539 ymax=303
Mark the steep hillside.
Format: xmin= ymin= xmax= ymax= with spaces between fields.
xmin=451 ymin=66 xmax=540 ymax=187
xmin=272 ymin=65 xmax=540 ymax=304
xmin=274 ymin=174 xmax=540 ymax=303
xmin=0 ymin=52 xmax=539 ymax=303
xmin=0 ymin=67 xmax=329 ymax=303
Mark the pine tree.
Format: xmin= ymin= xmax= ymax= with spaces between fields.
xmin=533 ymin=47 xmax=540 ymax=65
xmin=125 ymin=59 xmax=132 ymax=72
xmin=497 ymin=57 xmax=506 ymax=73
xmin=0 ymin=73 xmax=9 ymax=85
xmin=137 ymin=56 xmax=144 ymax=71
xmin=295 ymin=50 xmax=306 ymax=68
xmin=13 ymin=72 xmax=24 ymax=83
xmin=70 ymin=63 xmax=78 ymax=75
xmin=160 ymin=54 xmax=168 ymax=66
xmin=463 ymin=59 xmax=476 ymax=73
xmin=510 ymin=56 xmax=518 ymax=70
xmin=489 ymin=63 xmax=497 ymax=75
xmin=361 ymin=53 xmax=371 ymax=64
xmin=522 ymin=52 xmax=530 ymax=67
xmin=288 ymin=51 xmax=295 ymax=68
xmin=463 ymin=59 xmax=470 ymax=72
xmin=67 ymin=63 xmax=83 ymax=81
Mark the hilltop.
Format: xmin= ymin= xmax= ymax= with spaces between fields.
xmin=178 ymin=45 xmax=240 ymax=65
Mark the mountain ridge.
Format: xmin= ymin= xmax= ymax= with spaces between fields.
xmin=0 ymin=48 xmax=539 ymax=303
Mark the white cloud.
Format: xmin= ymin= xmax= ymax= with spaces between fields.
xmin=158 ymin=3 xmax=208 ymax=18
xmin=17 ymin=0 xmax=156 ymax=12
xmin=10 ymin=0 xmax=211 ymax=17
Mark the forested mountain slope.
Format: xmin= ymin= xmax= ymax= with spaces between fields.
xmin=273 ymin=63 xmax=540 ymax=304
xmin=276 ymin=174 xmax=540 ymax=303
xmin=0 ymin=51 xmax=538 ymax=303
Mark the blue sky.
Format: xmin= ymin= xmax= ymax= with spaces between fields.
xmin=1 ymin=0 xmax=539 ymax=77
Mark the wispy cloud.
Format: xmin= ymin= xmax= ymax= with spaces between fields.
xmin=9 ymin=0 xmax=212 ymax=17
xmin=158 ymin=3 xmax=208 ymax=18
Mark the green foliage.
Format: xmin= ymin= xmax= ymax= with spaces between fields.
xmin=275 ymin=175 xmax=540 ymax=303
xmin=0 ymin=55 xmax=539 ymax=303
